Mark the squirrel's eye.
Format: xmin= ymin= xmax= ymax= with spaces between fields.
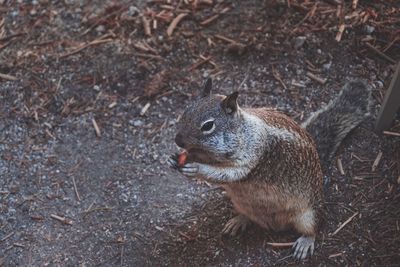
xmin=200 ymin=120 xmax=215 ymax=134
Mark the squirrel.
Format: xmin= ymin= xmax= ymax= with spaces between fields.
xmin=168 ymin=78 xmax=371 ymax=260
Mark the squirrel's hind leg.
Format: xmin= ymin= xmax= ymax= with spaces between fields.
xmin=292 ymin=209 xmax=317 ymax=260
xmin=222 ymin=214 xmax=251 ymax=236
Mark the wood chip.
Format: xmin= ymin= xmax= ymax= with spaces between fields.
xmin=335 ymin=24 xmax=346 ymax=42
xmin=140 ymin=102 xmax=151 ymax=116
xmin=91 ymin=118 xmax=101 ymax=137
xmin=337 ymin=158 xmax=345 ymax=175
xmin=108 ymin=102 xmax=117 ymax=108
xmin=371 ymin=151 xmax=383 ymax=172
xmin=266 ymin=242 xmax=294 ymax=247
xmin=306 ymin=72 xmax=327 ymax=84
xmin=0 ymin=72 xmax=17 ymax=81
xmin=142 ymin=16 xmax=151 ymax=36
xmin=167 ymin=13 xmax=188 ymax=37
xmin=50 ymin=214 xmax=74 ymax=225
xmin=331 ymin=212 xmax=359 ymax=236
xmin=144 ymin=70 xmax=169 ymax=97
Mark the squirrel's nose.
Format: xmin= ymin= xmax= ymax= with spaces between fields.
xmin=175 ymin=133 xmax=186 ymax=148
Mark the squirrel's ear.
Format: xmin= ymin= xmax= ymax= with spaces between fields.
xmin=201 ymin=78 xmax=212 ymax=97
xmin=222 ymin=92 xmax=239 ymax=115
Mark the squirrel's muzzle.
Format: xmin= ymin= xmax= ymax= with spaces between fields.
xmin=175 ymin=133 xmax=186 ymax=148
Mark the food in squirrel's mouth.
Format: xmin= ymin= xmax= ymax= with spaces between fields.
xmin=178 ymin=151 xmax=188 ymax=167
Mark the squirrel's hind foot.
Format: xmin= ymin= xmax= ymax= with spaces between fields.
xmin=292 ymin=235 xmax=315 ymax=260
xmin=222 ymin=214 xmax=250 ymax=236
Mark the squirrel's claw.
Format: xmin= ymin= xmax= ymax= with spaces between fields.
xmin=292 ymin=236 xmax=315 ymax=260
xmin=222 ymin=214 xmax=250 ymax=236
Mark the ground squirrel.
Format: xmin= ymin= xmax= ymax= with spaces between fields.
xmin=169 ymin=78 xmax=371 ymax=260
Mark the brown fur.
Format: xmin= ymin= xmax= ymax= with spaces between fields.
xmin=223 ymin=107 xmax=323 ymax=237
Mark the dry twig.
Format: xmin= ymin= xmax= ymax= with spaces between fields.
xmin=0 ymin=73 xmax=17 ymax=81
xmin=92 ymin=118 xmax=101 ymax=137
xmin=167 ymin=13 xmax=188 ymax=36
xmin=306 ymin=72 xmax=327 ymax=84
xmin=331 ymin=212 xmax=359 ymax=236
xmin=266 ymin=242 xmax=295 ymax=247
xmin=50 ymin=214 xmax=74 ymax=225
xmin=187 ymin=56 xmax=212 ymax=71
xmin=383 ymin=131 xmax=400 ymax=137
xmin=72 ymin=176 xmax=81 ymax=201
xmin=59 ymin=38 xmax=113 ymax=59
xmin=337 ymin=158 xmax=345 ymax=175
xmin=365 ymin=43 xmax=396 ymax=64
xmin=140 ymin=102 xmax=151 ymax=116
xmin=142 ymin=16 xmax=152 ymax=36
xmin=371 ymin=151 xmax=383 ymax=172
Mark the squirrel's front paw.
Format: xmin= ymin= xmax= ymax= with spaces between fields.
xmin=179 ymin=162 xmax=199 ymax=177
xmin=167 ymin=154 xmax=180 ymax=170
xmin=168 ymin=155 xmax=199 ymax=177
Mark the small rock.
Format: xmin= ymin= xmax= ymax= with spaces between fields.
xmin=93 ymin=85 xmax=100 ymax=91
xmin=9 ymin=184 xmax=19 ymax=194
xmin=323 ymin=62 xmax=332 ymax=71
xmin=364 ymin=25 xmax=375 ymax=34
xmin=95 ymin=25 xmax=105 ymax=33
xmin=130 ymin=119 xmax=144 ymax=127
xmin=30 ymin=9 xmax=37 ymax=15
xmin=293 ymin=36 xmax=306 ymax=49
xmin=128 ymin=6 xmax=139 ymax=16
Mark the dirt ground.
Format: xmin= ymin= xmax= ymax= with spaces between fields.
xmin=1 ymin=0 xmax=400 ymax=266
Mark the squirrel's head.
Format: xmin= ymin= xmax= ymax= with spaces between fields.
xmin=175 ymin=78 xmax=244 ymax=164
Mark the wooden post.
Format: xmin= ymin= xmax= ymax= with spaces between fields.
xmin=375 ymin=62 xmax=400 ymax=132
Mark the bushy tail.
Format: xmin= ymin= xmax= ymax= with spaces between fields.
xmin=302 ymin=81 xmax=372 ymax=163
